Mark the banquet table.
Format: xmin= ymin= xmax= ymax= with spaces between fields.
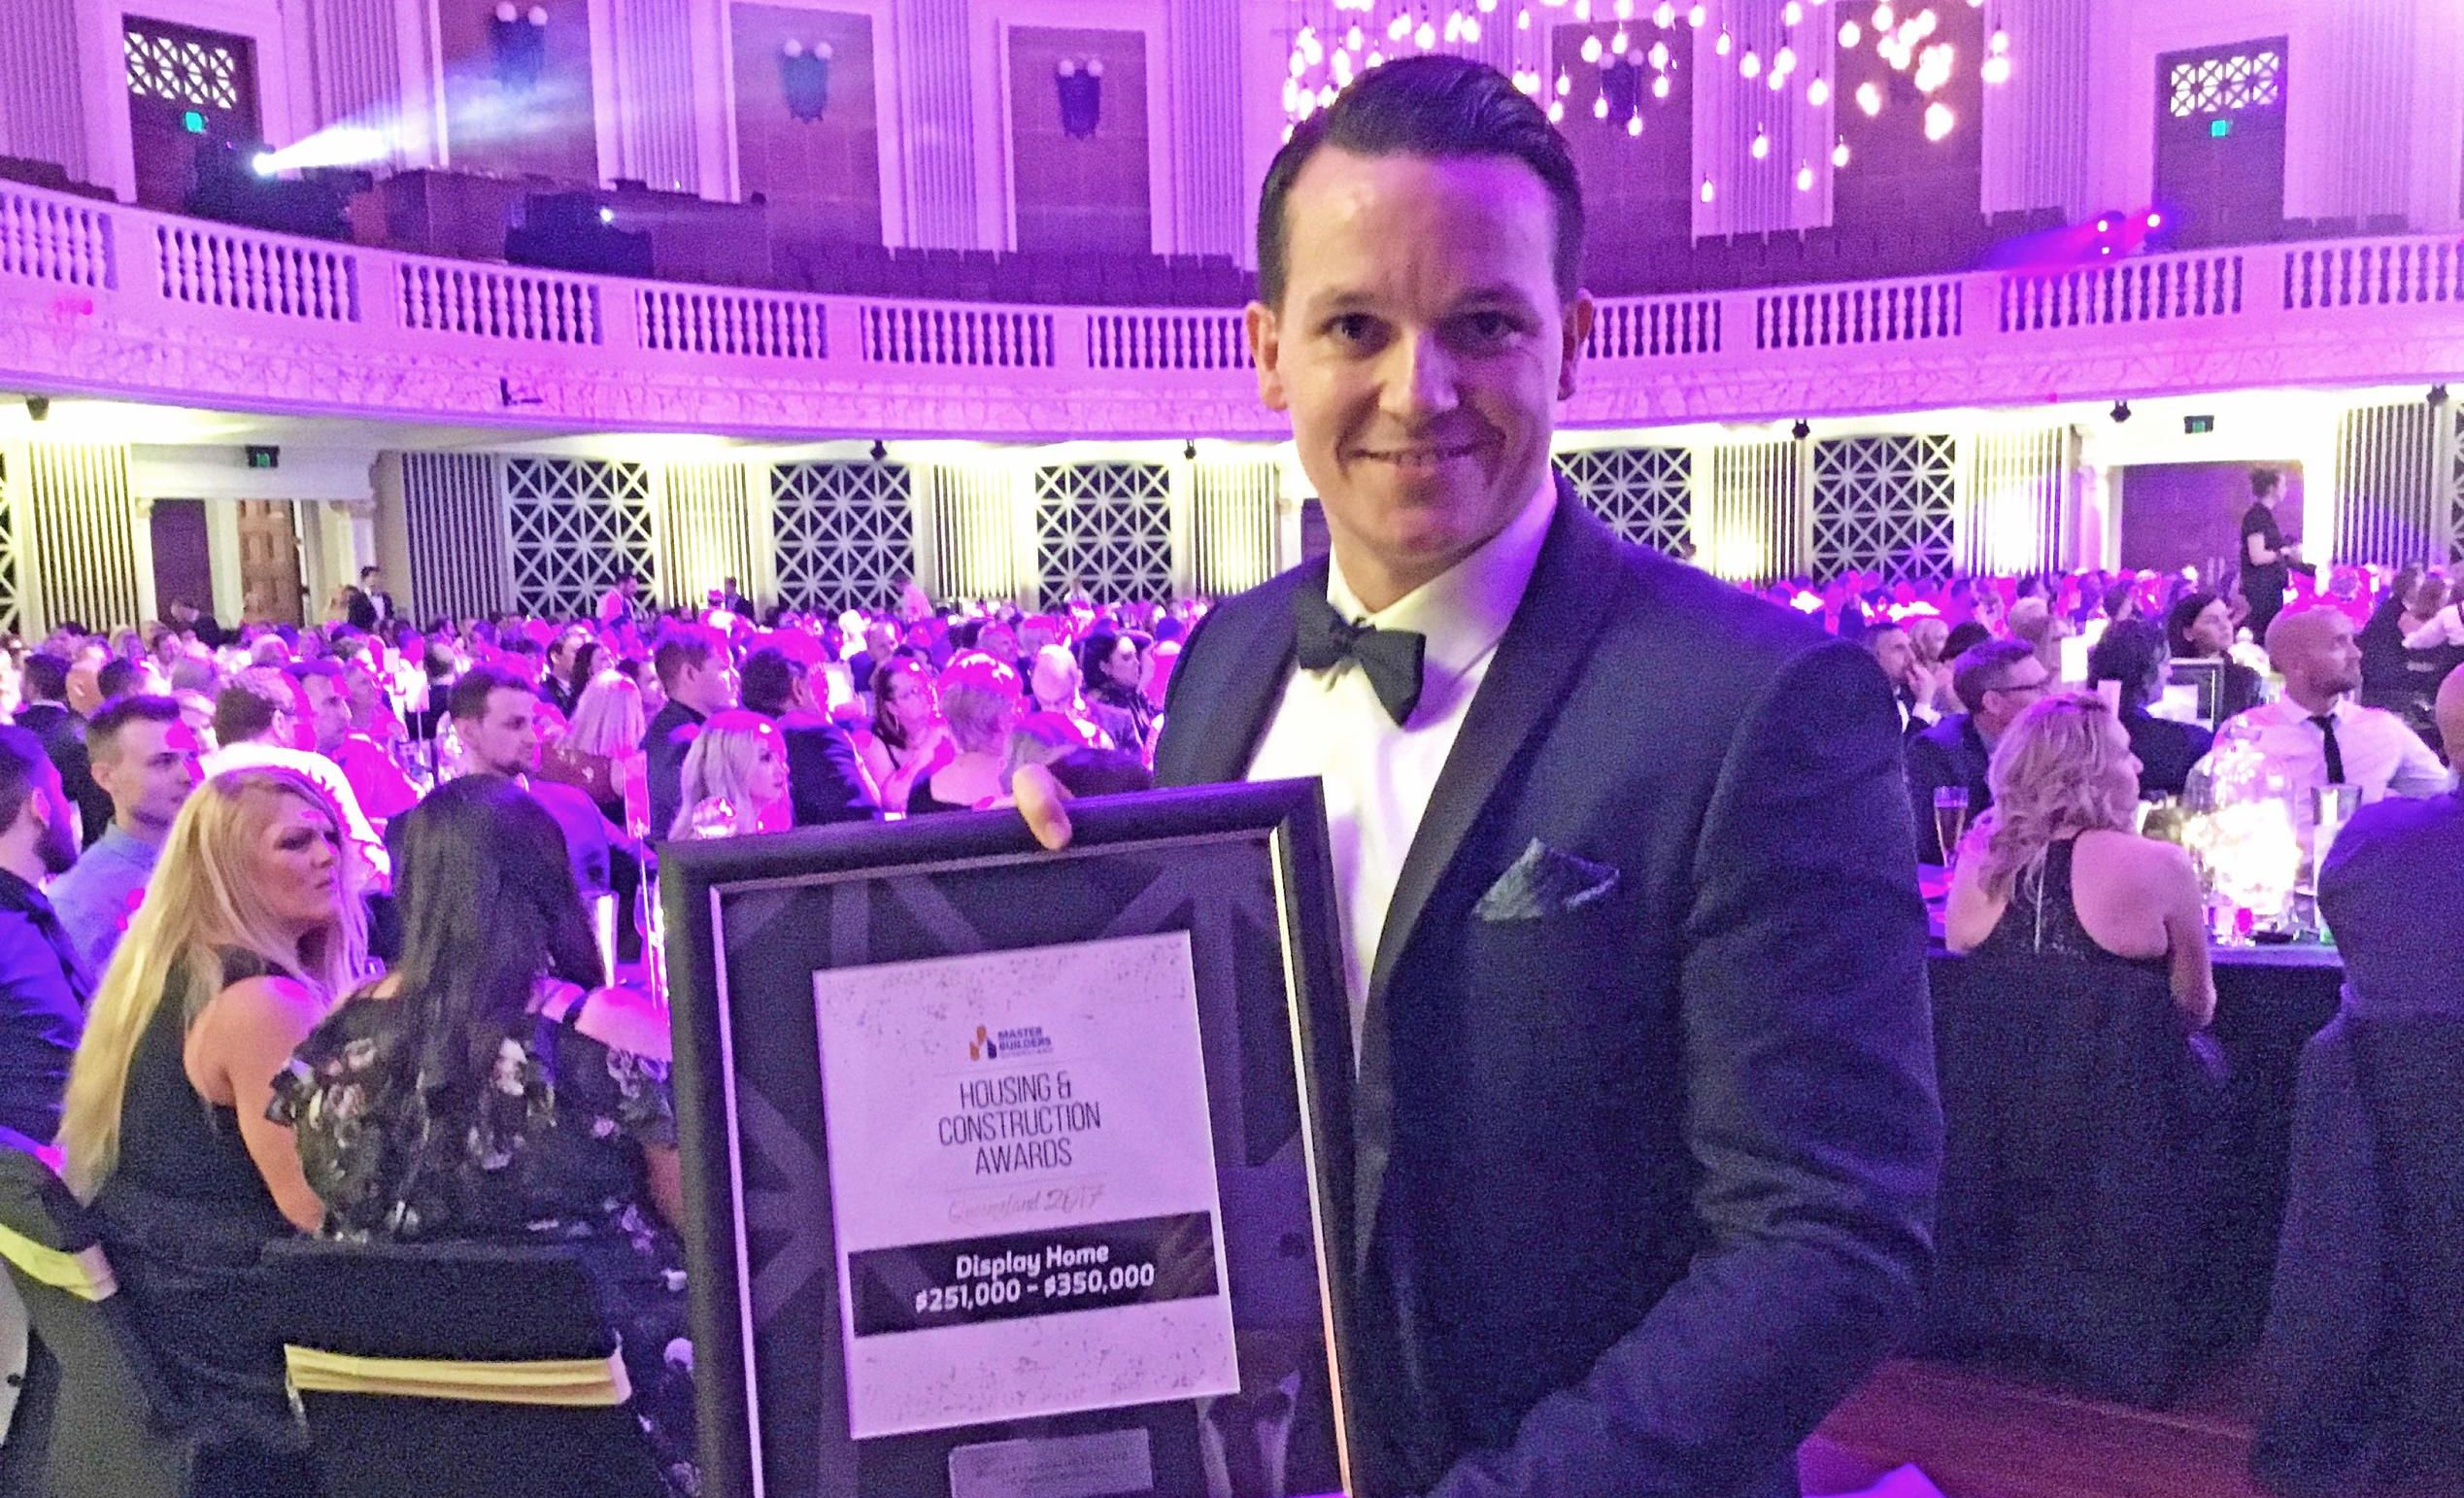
xmin=1925 ymin=925 xmax=2346 ymax=1328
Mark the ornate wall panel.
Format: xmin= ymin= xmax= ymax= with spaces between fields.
xmin=1810 ymin=434 xmax=1956 ymax=579
xmin=21 ymin=441 xmax=142 ymax=635
xmin=1008 ymin=27 xmax=1151 ymax=255
xmin=921 ymin=462 xmax=1028 ymax=603
xmin=1962 ymin=427 xmax=2072 ymax=575
xmin=1032 ymin=460 xmax=1171 ymax=606
xmin=2333 ymin=401 xmax=2446 ymax=565
xmin=1704 ymin=440 xmax=1802 ymax=582
xmin=1187 ymin=460 xmax=1277 ymax=596
xmin=892 ymin=0 xmax=978 ymax=249
xmin=437 ymin=0 xmax=600 ymax=186
xmin=731 ymin=4 xmax=884 ymax=266
xmin=1556 ymin=446 xmax=1694 ymax=556
xmin=1982 ymin=0 xmax=2090 ymax=217
xmin=1164 ymin=0 xmax=1243 ymax=258
xmin=400 ymin=451 xmax=512 ymax=623
xmin=0 ymin=0 xmax=88 ymax=181
xmin=303 ymin=0 xmax=404 ymax=144
xmin=657 ymin=460 xmax=754 ymax=609
xmin=502 ymin=457 xmax=657 ymax=618
xmin=610 ymin=0 xmax=701 ymax=192
xmin=770 ymin=460 xmax=916 ymax=613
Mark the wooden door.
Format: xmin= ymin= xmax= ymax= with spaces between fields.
xmin=2155 ymin=40 xmax=2288 ymax=249
xmin=150 ymin=499 xmax=216 ymax=620
xmin=123 ymin=17 xmax=262 ymax=212
xmin=235 ymin=500 xmax=303 ymax=624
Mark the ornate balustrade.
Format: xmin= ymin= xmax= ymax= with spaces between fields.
xmin=0 ymin=178 xmax=2459 ymax=440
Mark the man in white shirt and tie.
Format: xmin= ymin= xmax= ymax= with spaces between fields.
xmin=2204 ymin=606 xmax=2448 ymax=849
xmin=1029 ymin=54 xmax=1938 ymax=1498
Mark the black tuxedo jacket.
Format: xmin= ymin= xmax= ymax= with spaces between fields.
xmin=1154 ymin=494 xmax=1940 ymax=1498
xmin=771 ymin=708 xmax=878 ymax=826
xmin=1903 ymin=714 xmax=1991 ymax=864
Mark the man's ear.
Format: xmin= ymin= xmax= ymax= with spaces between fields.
xmin=1246 ymin=302 xmax=1289 ymax=413
xmin=1559 ymin=290 xmax=1597 ymax=402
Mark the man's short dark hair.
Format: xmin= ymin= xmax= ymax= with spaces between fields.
xmin=2250 ymin=468 xmax=2280 ymax=499
xmin=1254 ymin=54 xmax=1583 ymax=311
xmin=0 ymin=726 xmax=50 ymax=833
xmin=95 ymin=658 xmax=144 ymax=701
xmin=215 ymin=669 xmax=295 ymax=745
xmin=739 ymin=646 xmax=798 ymax=719
xmin=20 ymin=652 xmax=68 ymax=704
xmin=447 ymin=664 xmax=532 ymax=724
xmin=2087 ymin=619 xmax=2168 ymax=710
xmin=653 ymin=627 xmax=725 ymax=693
xmin=1951 ymin=638 xmax=2042 ymax=715
xmin=287 ymin=659 xmax=345 ymax=691
xmin=88 ymin=694 xmax=182 ymax=766
xmin=359 ymin=565 xmax=381 ymax=581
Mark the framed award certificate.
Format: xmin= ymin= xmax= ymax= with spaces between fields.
xmin=659 ymin=781 xmax=1359 ymax=1498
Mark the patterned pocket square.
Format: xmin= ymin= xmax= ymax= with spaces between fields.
xmin=1475 ymin=839 xmax=1622 ymax=922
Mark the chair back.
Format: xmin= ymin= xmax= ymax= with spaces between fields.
xmin=265 ymin=1238 xmax=667 ymax=1498
xmin=1922 ymin=953 xmax=2228 ymax=1404
xmin=0 ymin=1138 xmax=196 ymax=1498
xmin=2254 ymin=1010 xmax=2464 ymax=1496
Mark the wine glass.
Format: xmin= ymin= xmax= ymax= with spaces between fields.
xmin=1933 ymin=786 xmax=1971 ymax=871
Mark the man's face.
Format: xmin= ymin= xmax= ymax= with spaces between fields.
xmin=1975 ymin=658 xmax=2053 ymax=736
xmin=2189 ymin=601 xmax=2235 ymax=656
xmin=679 ymin=655 xmax=739 ymax=716
xmin=865 ymin=622 xmax=898 ymax=659
xmin=1249 ymin=148 xmax=1592 ymax=607
xmin=98 ymin=718 xmax=203 ymax=835
xmin=462 ymin=686 xmax=540 ymax=775
xmin=15 ymin=760 xmax=77 ymax=876
xmin=301 ymin=674 xmax=354 ymax=752
xmin=1869 ymin=629 xmax=1916 ymax=689
xmin=2282 ymin=613 xmax=2363 ymax=699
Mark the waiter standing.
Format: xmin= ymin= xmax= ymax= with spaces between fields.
xmin=2241 ymin=468 xmax=2296 ymax=642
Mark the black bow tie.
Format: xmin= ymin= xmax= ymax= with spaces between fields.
xmin=1294 ymin=590 xmax=1425 ymax=727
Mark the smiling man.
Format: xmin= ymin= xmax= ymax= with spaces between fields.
xmin=1146 ymin=56 xmax=1941 ymax=1498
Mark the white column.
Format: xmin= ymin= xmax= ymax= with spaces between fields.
xmin=605 ymin=0 xmax=701 ymax=192
xmin=1692 ymin=4 xmax=1833 ymax=238
xmin=2309 ymin=0 xmax=2415 ymax=223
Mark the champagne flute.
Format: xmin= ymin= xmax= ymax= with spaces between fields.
xmin=1933 ymin=786 xmax=1971 ymax=871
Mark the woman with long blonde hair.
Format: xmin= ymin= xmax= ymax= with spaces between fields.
xmin=670 ymin=709 xmax=790 ymax=837
xmin=1943 ymin=692 xmax=2214 ymax=1029
xmin=58 ymin=765 xmax=370 ymax=1464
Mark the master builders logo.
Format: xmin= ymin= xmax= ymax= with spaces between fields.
xmin=967 ymin=1023 xmax=1054 ymax=1062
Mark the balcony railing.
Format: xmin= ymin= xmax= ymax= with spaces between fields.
xmin=0 ymin=177 xmax=2456 ymax=440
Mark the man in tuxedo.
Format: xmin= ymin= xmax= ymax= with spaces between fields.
xmin=1023 ymin=55 xmax=1938 ymax=1498
xmin=447 ymin=664 xmax=621 ymax=901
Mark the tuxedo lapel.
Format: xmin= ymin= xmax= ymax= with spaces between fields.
xmin=1160 ymin=561 xmax=1318 ymax=788
xmin=1351 ymin=489 xmax=1626 ymax=1273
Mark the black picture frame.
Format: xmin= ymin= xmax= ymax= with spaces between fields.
xmin=2163 ymin=656 xmax=2226 ymax=729
xmin=659 ymin=781 xmax=1360 ymax=1498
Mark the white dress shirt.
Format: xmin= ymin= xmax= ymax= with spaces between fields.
xmin=2401 ymin=602 xmax=2464 ymax=650
xmin=2214 ymin=696 xmax=2450 ymax=845
xmin=1245 ymin=481 xmax=1555 ymax=1040
xmin=201 ymin=738 xmax=391 ymax=877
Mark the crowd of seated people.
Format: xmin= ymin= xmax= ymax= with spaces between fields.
xmin=0 ymin=545 xmax=2453 ymax=1485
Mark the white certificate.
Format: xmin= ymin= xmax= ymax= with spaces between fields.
xmin=814 ymin=931 xmax=1240 ymax=1439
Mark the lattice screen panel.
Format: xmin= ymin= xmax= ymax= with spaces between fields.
xmin=123 ymin=26 xmax=242 ymax=109
xmin=2167 ymin=47 xmax=2283 ymax=119
xmin=770 ymin=462 xmax=916 ymax=614
xmin=1555 ymin=447 xmax=1694 ymax=555
xmin=1033 ymin=462 xmax=1173 ymax=606
xmin=2447 ymin=407 xmax=2464 ymax=563
xmin=0 ymin=454 xmax=21 ymax=636
xmin=400 ymin=452 xmax=511 ymax=624
xmin=1810 ymin=434 xmax=1956 ymax=579
xmin=2333 ymin=403 xmax=2444 ymax=567
xmin=502 ymin=458 xmax=657 ymax=620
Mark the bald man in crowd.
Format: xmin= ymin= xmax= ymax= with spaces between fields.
xmin=2202 ymin=607 xmax=2447 ymax=852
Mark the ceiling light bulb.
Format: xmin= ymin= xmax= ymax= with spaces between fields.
xmin=1414 ymin=20 xmax=1435 ymax=46
xmin=1548 ymin=99 xmax=1566 ymax=120
xmin=1627 ymin=113 xmax=1643 ymax=135
xmin=1582 ymin=34 xmax=1604 ymax=61
xmin=1654 ymin=1 xmax=1675 ymax=25
xmin=1980 ymin=52 xmax=2010 ymax=84
xmin=1688 ymin=4 xmax=1706 ymax=26
xmin=1840 ymin=19 xmax=1862 ymax=47
xmin=1652 ymin=71 xmax=1671 ymax=96
xmin=1832 ymin=136 xmax=1851 ymax=166
xmin=1797 ymin=163 xmax=1814 ymax=190
xmin=1806 ymin=77 xmax=1831 ymax=105
xmin=1924 ymin=100 xmax=1954 ymax=139
xmin=1700 ymin=176 xmax=1716 ymax=202
xmin=1595 ymin=93 xmax=1610 ymax=117
xmin=1856 ymin=80 xmax=1882 ymax=115
xmin=1740 ymin=51 xmax=1761 ymax=78
xmin=1751 ymin=127 xmax=1771 ymax=158
xmin=1649 ymin=39 xmax=1670 ymax=67
xmin=1783 ymin=0 xmax=1804 ymax=22
xmin=1716 ymin=27 xmax=1733 ymax=54
xmin=1612 ymin=28 xmax=1630 ymax=52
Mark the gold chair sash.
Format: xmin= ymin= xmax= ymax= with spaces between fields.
xmin=284 ymin=1343 xmax=632 ymax=1407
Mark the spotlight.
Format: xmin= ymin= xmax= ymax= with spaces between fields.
xmin=868 ymin=438 xmax=888 ymax=461
xmin=23 ymin=396 xmax=49 ymax=423
xmin=2095 ymin=216 xmax=2112 ymax=233
xmin=1790 ymin=419 xmax=1811 ymax=441
xmin=2110 ymin=400 xmax=2132 ymax=424
xmin=250 ymin=152 xmax=277 ymax=178
xmin=2429 ymin=385 xmax=2450 ymax=408
xmin=2144 ymin=211 xmax=2163 ymax=229
xmin=596 ymin=205 xmax=616 ymax=224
